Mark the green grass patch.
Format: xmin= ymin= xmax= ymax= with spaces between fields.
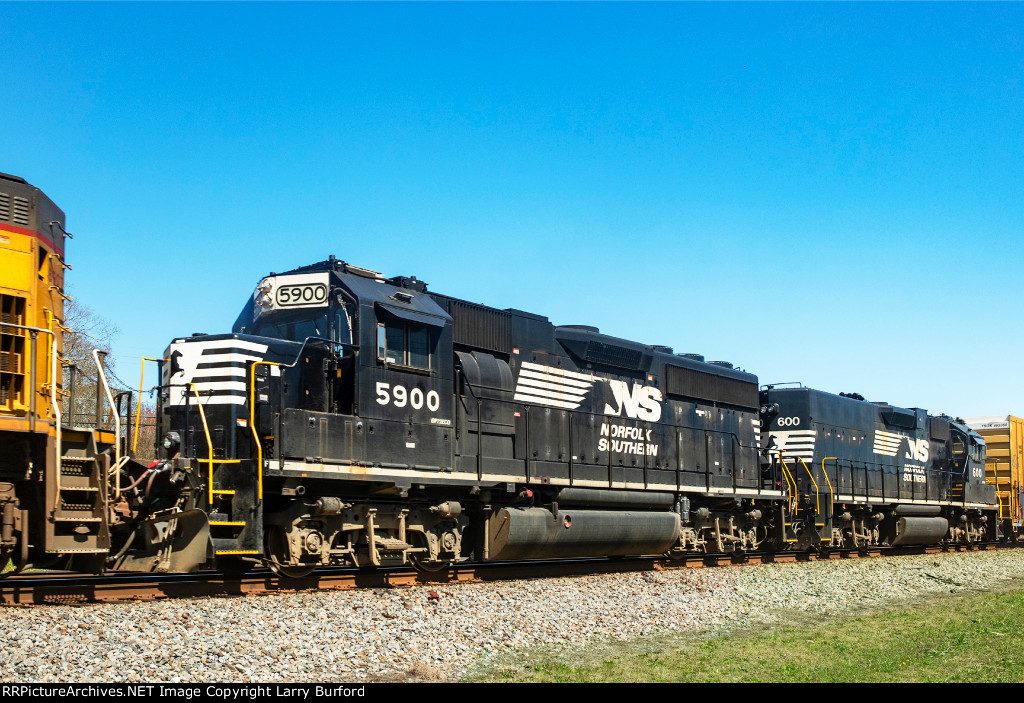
xmin=468 ymin=589 xmax=1024 ymax=682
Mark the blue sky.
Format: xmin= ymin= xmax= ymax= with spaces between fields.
xmin=3 ymin=2 xmax=1022 ymax=418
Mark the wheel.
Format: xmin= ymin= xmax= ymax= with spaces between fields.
xmin=269 ymin=562 xmax=316 ymax=579
xmin=265 ymin=526 xmax=316 ymax=579
xmin=410 ymin=556 xmax=451 ymax=573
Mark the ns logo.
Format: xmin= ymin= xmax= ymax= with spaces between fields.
xmin=906 ymin=438 xmax=930 ymax=463
xmin=603 ymin=380 xmax=663 ymax=422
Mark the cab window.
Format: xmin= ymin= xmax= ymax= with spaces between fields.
xmin=378 ymin=320 xmax=431 ymax=370
xmin=969 ymin=440 xmax=983 ymax=464
xmin=334 ymin=307 xmax=353 ymax=346
xmin=950 ymin=430 xmax=968 ymax=471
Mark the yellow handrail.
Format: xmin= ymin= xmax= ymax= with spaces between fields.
xmin=132 ymin=357 xmax=165 ymax=454
xmin=797 ymin=457 xmax=821 ymax=516
xmin=777 ymin=453 xmax=797 ymax=514
xmin=820 ymin=457 xmax=837 ymax=513
xmin=188 ymin=382 xmax=216 ymax=504
xmin=249 ymin=360 xmax=281 ymax=502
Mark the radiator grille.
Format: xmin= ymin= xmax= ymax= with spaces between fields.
xmin=0 ymin=351 xmax=20 ymax=373
xmin=12 ymin=197 xmax=29 ymax=226
xmin=666 ymin=364 xmax=758 ymax=409
xmin=448 ymin=300 xmax=511 ymax=353
xmin=584 ymin=341 xmax=644 ymax=370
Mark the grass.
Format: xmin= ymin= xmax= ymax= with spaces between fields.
xmin=467 ymin=589 xmax=1024 ymax=682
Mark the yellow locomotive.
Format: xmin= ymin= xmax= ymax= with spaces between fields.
xmin=0 ymin=172 xmax=113 ymax=572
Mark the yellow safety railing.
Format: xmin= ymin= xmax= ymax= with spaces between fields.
xmin=249 ymin=360 xmax=281 ymax=502
xmin=820 ymin=457 xmax=837 ymax=512
xmin=132 ymin=357 xmax=165 ymax=454
xmin=777 ymin=453 xmax=797 ymax=514
xmin=188 ymin=382 xmax=242 ymax=505
xmin=797 ymin=457 xmax=822 ymax=517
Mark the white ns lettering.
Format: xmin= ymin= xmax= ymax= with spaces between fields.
xmin=603 ymin=380 xmax=663 ymax=422
xmin=905 ymin=438 xmax=930 ymax=463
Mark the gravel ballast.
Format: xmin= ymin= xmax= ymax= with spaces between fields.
xmin=3 ymin=549 xmax=1024 ymax=683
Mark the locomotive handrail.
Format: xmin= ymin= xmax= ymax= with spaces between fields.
xmin=94 ymin=349 xmax=130 ymax=500
xmin=823 ymin=455 xmax=969 ymax=507
xmin=187 ymin=382 xmax=223 ymax=505
xmin=113 ymin=390 xmax=133 ymax=458
xmin=184 ymin=382 xmax=244 ymax=505
xmin=777 ymin=453 xmax=798 ymax=513
xmin=132 ymin=357 xmax=166 ymax=454
xmin=819 ymin=457 xmax=836 ymax=509
xmin=455 ymin=367 xmax=770 ymax=496
xmin=796 ymin=457 xmax=822 ymax=518
xmin=6 ymin=323 xmax=61 ymax=505
xmin=250 ymin=360 xmax=283 ymax=501
xmin=287 ymin=336 xmax=357 ymax=364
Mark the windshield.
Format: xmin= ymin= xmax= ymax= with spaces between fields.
xmin=253 ymin=311 xmax=329 ymax=342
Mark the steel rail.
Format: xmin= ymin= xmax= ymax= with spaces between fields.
xmin=0 ymin=541 xmax=1012 ymax=606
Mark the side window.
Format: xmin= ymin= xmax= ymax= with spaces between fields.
xmin=335 ymin=307 xmax=352 ymax=345
xmin=970 ymin=440 xmax=983 ymax=464
xmin=950 ymin=430 xmax=967 ymax=472
xmin=377 ymin=319 xmax=431 ymax=370
xmin=385 ymin=325 xmax=405 ymax=364
xmin=409 ymin=325 xmax=429 ymax=368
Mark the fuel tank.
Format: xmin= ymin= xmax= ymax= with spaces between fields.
xmin=486 ymin=507 xmax=681 ymax=561
xmin=891 ymin=516 xmax=949 ymax=546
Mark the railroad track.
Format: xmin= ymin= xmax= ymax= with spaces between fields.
xmin=0 ymin=542 xmax=1005 ymax=606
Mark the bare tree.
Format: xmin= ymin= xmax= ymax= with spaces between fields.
xmin=61 ymin=294 xmax=121 ymax=428
xmin=131 ymin=401 xmax=158 ymax=461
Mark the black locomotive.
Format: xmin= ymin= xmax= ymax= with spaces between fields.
xmin=101 ymin=256 xmax=995 ymax=576
xmin=761 ymin=385 xmax=993 ymax=550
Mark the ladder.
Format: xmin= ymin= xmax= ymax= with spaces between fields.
xmin=47 ymin=428 xmax=111 ymax=559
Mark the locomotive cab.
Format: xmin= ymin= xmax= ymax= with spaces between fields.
xmin=950 ymin=423 xmax=990 ymax=499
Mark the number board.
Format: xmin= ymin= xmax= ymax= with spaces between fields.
xmin=268 ymin=273 xmax=330 ymax=311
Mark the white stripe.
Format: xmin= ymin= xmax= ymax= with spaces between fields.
xmin=192 ymin=381 xmax=247 ymax=392
xmin=520 ymin=361 xmax=596 ymax=382
xmin=513 ymin=392 xmax=581 ymax=409
xmin=171 ymin=339 xmax=269 ymax=354
xmin=192 ymin=352 xmax=264 ymax=365
xmin=512 ymin=362 xmax=596 ymax=410
xmin=512 ymin=386 xmax=586 ymax=404
xmin=193 ymin=396 xmax=247 ymax=406
xmin=193 ymin=367 xmax=247 ymax=378
xmin=515 ymin=376 xmax=589 ymax=397
xmin=518 ymin=367 xmax=595 ymax=389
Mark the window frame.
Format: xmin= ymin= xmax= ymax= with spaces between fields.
xmin=377 ymin=319 xmax=432 ymax=373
